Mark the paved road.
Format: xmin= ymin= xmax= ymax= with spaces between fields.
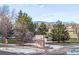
xmin=0 ymin=50 xmax=25 ymax=55
xmin=0 ymin=47 xmax=68 ymax=55
xmin=0 ymin=44 xmax=76 ymax=55
xmin=0 ymin=50 xmax=66 ymax=55
xmin=28 ymin=47 xmax=69 ymax=55
xmin=27 ymin=52 xmax=66 ymax=55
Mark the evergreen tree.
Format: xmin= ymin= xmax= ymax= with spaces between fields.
xmin=49 ymin=20 xmax=70 ymax=43
xmin=15 ymin=10 xmax=34 ymax=45
xmin=36 ymin=22 xmax=48 ymax=35
xmin=15 ymin=10 xmax=35 ymax=34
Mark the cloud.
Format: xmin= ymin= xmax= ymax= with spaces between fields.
xmin=39 ymin=5 xmax=45 ymax=8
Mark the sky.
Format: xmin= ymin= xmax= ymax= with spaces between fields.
xmin=1 ymin=4 xmax=79 ymax=23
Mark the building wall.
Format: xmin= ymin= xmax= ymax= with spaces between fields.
xmin=66 ymin=25 xmax=77 ymax=38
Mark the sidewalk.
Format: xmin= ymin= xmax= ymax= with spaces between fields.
xmin=0 ymin=43 xmax=66 ymax=55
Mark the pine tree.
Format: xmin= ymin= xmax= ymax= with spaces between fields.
xmin=49 ymin=20 xmax=70 ymax=43
xmin=15 ymin=10 xmax=35 ymax=45
xmin=36 ymin=22 xmax=48 ymax=35
xmin=15 ymin=10 xmax=35 ymax=34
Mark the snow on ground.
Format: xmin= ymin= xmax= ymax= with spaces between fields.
xmin=0 ymin=47 xmax=45 ymax=54
xmin=45 ymin=44 xmax=64 ymax=49
xmin=0 ymin=44 xmax=65 ymax=54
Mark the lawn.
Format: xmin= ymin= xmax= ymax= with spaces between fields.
xmin=47 ymin=38 xmax=79 ymax=43
xmin=66 ymin=38 xmax=79 ymax=43
xmin=0 ymin=38 xmax=79 ymax=44
xmin=0 ymin=39 xmax=16 ymax=44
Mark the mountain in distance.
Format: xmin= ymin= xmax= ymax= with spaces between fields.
xmin=33 ymin=21 xmax=72 ymax=25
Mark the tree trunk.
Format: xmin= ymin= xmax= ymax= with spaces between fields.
xmin=75 ymin=25 xmax=79 ymax=40
xmin=5 ymin=38 xmax=8 ymax=44
xmin=5 ymin=38 xmax=8 ymax=49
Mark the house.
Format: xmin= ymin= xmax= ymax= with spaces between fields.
xmin=66 ymin=25 xmax=77 ymax=39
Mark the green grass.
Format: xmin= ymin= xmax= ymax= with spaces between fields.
xmin=0 ymin=38 xmax=79 ymax=44
xmin=0 ymin=39 xmax=16 ymax=44
xmin=47 ymin=38 xmax=79 ymax=43
xmin=66 ymin=38 xmax=79 ymax=43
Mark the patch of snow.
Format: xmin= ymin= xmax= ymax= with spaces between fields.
xmin=0 ymin=44 xmax=65 ymax=54
xmin=45 ymin=44 xmax=64 ymax=49
xmin=0 ymin=47 xmax=42 ymax=54
xmin=73 ymin=46 xmax=79 ymax=47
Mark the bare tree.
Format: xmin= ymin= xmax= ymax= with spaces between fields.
xmin=24 ymin=32 xmax=33 ymax=43
xmin=0 ymin=14 xmax=12 ymax=45
xmin=0 ymin=5 xmax=13 ymax=46
xmin=14 ymin=31 xmax=33 ymax=45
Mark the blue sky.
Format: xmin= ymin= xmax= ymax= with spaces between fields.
xmin=1 ymin=4 xmax=79 ymax=23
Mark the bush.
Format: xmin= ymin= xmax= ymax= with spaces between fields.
xmin=14 ymin=31 xmax=34 ymax=45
